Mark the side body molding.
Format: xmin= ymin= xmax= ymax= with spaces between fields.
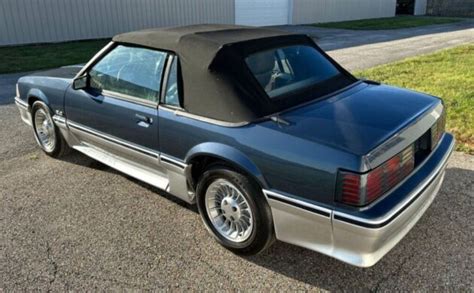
xmin=185 ymin=142 xmax=268 ymax=189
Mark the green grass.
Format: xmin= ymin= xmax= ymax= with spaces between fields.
xmin=0 ymin=39 xmax=110 ymax=74
xmin=356 ymin=44 xmax=474 ymax=154
xmin=313 ymin=16 xmax=461 ymax=30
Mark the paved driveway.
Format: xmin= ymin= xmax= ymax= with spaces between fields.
xmin=0 ymin=72 xmax=26 ymax=105
xmin=279 ymin=19 xmax=474 ymax=71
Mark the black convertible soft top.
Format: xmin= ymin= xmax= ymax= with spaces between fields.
xmin=113 ymin=24 xmax=354 ymax=123
xmin=114 ymin=24 xmax=294 ymax=70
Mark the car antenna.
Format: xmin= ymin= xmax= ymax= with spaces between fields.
xmin=270 ymin=114 xmax=291 ymax=127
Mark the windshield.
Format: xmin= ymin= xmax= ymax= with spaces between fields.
xmin=245 ymin=45 xmax=342 ymax=98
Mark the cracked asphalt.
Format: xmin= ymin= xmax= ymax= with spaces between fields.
xmin=1 ymin=103 xmax=473 ymax=290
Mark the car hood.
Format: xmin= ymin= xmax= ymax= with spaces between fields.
xmin=270 ymin=82 xmax=440 ymax=156
xmin=28 ymin=65 xmax=83 ymax=79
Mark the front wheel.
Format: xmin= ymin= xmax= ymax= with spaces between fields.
xmin=196 ymin=165 xmax=275 ymax=255
xmin=31 ymin=101 xmax=70 ymax=158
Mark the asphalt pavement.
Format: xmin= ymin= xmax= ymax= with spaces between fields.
xmin=1 ymin=103 xmax=473 ymax=291
xmin=1 ymin=22 xmax=474 ymax=290
xmin=0 ymin=72 xmax=26 ymax=105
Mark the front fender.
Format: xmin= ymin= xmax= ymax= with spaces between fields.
xmin=185 ymin=142 xmax=268 ymax=188
xmin=27 ymin=88 xmax=50 ymax=106
xmin=20 ymin=75 xmax=71 ymax=115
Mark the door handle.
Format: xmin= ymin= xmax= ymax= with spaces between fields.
xmin=135 ymin=114 xmax=153 ymax=127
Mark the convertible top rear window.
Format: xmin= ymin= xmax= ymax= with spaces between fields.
xmin=245 ymin=45 xmax=341 ymax=98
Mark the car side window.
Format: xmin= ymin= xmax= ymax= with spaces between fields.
xmin=89 ymin=45 xmax=167 ymax=103
xmin=163 ymin=58 xmax=180 ymax=107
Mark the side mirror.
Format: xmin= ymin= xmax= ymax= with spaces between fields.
xmin=73 ymin=75 xmax=88 ymax=90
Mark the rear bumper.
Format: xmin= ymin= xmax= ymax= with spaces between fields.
xmin=15 ymin=96 xmax=32 ymax=126
xmin=331 ymin=133 xmax=454 ymax=267
xmin=265 ymin=133 xmax=455 ymax=267
xmin=332 ymin=161 xmax=448 ymax=267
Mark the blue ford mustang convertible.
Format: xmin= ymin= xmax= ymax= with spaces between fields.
xmin=15 ymin=25 xmax=454 ymax=267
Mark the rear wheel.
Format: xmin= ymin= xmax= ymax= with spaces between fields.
xmin=32 ymin=101 xmax=70 ymax=158
xmin=196 ymin=165 xmax=275 ymax=255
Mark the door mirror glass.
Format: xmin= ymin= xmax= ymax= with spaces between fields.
xmin=73 ymin=75 xmax=88 ymax=90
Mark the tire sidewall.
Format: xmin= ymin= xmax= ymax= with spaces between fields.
xmin=196 ymin=166 xmax=274 ymax=254
xmin=31 ymin=101 xmax=61 ymax=157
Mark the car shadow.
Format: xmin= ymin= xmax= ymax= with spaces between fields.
xmin=60 ymin=150 xmax=198 ymax=212
xmin=59 ymin=151 xmax=472 ymax=290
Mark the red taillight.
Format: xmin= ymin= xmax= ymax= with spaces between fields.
xmin=341 ymin=174 xmax=361 ymax=205
xmin=337 ymin=145 xmax=415 ymax=206
xmin=431 ymin=110 xmax=446 ymax=150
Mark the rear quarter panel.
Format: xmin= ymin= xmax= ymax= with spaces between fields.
xmin=158 ymin=108 xmax=361 ymax=206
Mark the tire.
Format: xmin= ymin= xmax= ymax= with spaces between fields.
xmin=196 ymin=165 xmax=275 ymax=255
xmin=31 ymin=101 xmax=70 ymax=158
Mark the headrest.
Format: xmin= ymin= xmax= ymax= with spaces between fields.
xmin=246 ymin=51 xmax=275 ymax=75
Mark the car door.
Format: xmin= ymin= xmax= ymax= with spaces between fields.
xmin=65 ymin=44 xmax=168 ymax=172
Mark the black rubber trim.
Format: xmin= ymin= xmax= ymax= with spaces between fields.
xmin=68 ymin=122 xmax=158 ymax=159
xmin=267 ymin=194 xmax=331 ymax=217
xmin=334 ymin=168 xmax=443 ymax=229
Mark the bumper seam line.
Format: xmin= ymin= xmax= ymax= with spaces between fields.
xmin=263 ymin=189 xmax=332 ymax=217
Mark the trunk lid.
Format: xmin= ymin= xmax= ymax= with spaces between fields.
xmin=275 ymin=82 xmax=440 ymax=156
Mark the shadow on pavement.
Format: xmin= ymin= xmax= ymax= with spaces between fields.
xmin=60 ymin=151 xmax=198 ymax=212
